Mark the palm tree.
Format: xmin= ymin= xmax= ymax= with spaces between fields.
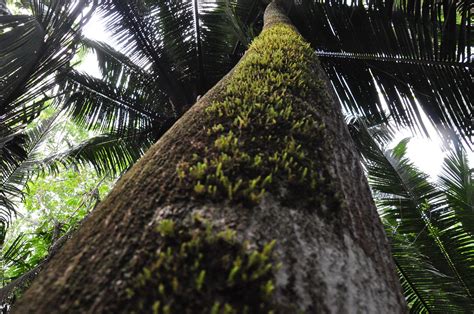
xmin=2 ymin=0 xmax=471 ymax=195
xmin=0 ymin=0 xmax=471 ymax=312
xmin=349 ymin=118 xmax=474 ymax=312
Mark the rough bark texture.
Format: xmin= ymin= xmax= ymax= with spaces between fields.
xmin=14 ymin=3 xmax=406 ymax=313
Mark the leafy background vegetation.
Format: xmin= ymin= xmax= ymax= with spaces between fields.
xmin=349 ymin=119 xmax=473 ymax=311
xmin=0 ymin=107 xmax=114 ymax=301
xmin=0 ymin=0 xmax=472 ymax=312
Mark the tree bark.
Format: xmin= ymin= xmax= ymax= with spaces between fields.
xmin=14 ymin=2 xmax=406 ymax=313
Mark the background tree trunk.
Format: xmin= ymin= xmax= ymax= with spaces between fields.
xmin=14 ymin=2 xmax=406 ymax=313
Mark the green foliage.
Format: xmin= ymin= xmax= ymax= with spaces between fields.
xmin=0 ymin=108 xmax=115 ymax=289
xmin=5 ymin=0 xmax=31 ymax=14
xmin=292 ymin=1 xmax=472 ymax=145
xmin=349 ymin=119 xmax=474 ymax=312
xmin=177 ymin=24 xmax=337 ymax=209
xmin=439 ymin=143 xmax=474 ymax=236
xmin=0 ymin=0 xmax=94 ymax=225
xmin=0 ymin=166 xmax=112 ymax=286
xmin=124 ymin=216 xmax=279 ymax=314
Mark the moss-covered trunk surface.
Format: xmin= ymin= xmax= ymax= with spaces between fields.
xmin=14 ymin=3 xmax=406 ymax=313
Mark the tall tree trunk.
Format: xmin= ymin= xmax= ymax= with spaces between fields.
xmin=14 ymin=2 xmax=406 ymax=313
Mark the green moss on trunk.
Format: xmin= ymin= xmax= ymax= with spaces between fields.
xmin=119 ymin=22 xmax=340 ymax=313
xmin=123 ymin=217 xmax=279 ymax=314
xmin=176 ymin=24 xmax=339 ymax=210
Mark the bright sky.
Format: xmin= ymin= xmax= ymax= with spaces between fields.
xmin=80 ymin=14 xmax=473 ymax=180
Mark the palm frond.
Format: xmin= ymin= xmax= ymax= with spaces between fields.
xmin=96 ymin=0 xmax=193 ymax=112
xmin=439 ymin=142 xmax=474 ymax=235
xmin=423 ymin=205 xmax=474 ymax=304
xmin=81 ymin=37 xmax=152 ymax=87
xmin=0 ymin=15 xmax=44 ymax=118
xmin=391 ymin=233 xmax=463 ymax=313
xmin=0 ymin=0 xmax=95 ymax=227
xmin=51 ymin=0 xmax=262 ymax=174
xmin=94 ymin=0 xmax=263 ymax=111
xmin=199 ymin=0 xmax=264 ymax=84
xmin=1 ymin=234 xmax=31 ymax=273
xmin=0 ymin=0 xmax=94 ymax=121
xmin=0 ymin=127 xmax=26 ymax=227
xmin=291 ymin=0 xmax=472 ymax=144
xmin=349 ymin=118 xmax=474 ymax=311
xmin=0 ymin=114 xmax=59 ymax=227
xmin=59 ymin=69 xmax=168 ymax=134
xmin=41 ymin=129 xmax=158 ymax=176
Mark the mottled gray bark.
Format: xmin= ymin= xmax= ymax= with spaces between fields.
xmin=13 ymin=2 xmax=406 ymax=313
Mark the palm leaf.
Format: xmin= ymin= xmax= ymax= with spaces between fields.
xmin=1 ymin=234 xmax=30 ymax=272
xmin=96 ymin=0 xmax=191 ymax=112
xmin=94 ymin=0 xmax=262 ymax=109
xmin=439 ymin=142 xmax=474 ymax=235
xmin=291 ymin=0 xmax=472 ymax=144
xmin=52 ymin=0 xmax=262 ymax=173
xmin=199 ymin=0 xmax=263 ymax=81
xmin=392 ymin=233 xmax=463 ymax=313
xmin=0 ymin=15 xmax=43 ymax=118
xmin=41 ymin=129 xmax=160 ymax=176
xmin=349 ymin=118 xmax=474 ymax=311
xmin=0 ymin=0 xmax=95 ymax=227
xmin=59 ymin=69 xmax=167 ymax=134
xmin=0 ymin=0 xmax=94 ymax=120
xmin=81 ymin=37 xmax=153 ymax=89
xmin=0 ymin=114 xmax=60 ymax=227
